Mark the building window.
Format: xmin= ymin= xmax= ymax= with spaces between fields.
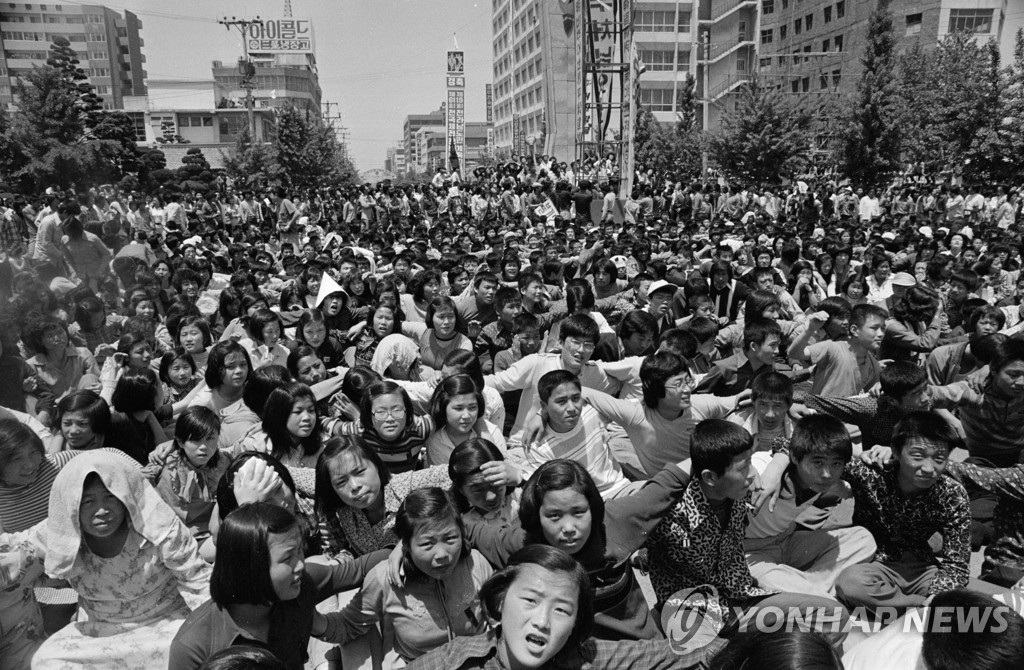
xmin=820 ymin=75 xmax=828 ymax=90
xmin=760 ymin=29 xmax=773 ymax=45
xmin=634 ymin=9 xmax=688 ymax=33
xmin=0 ymin=13 xmax=26 ymax=22
xmin=822 ymin=38 xmax=830 ymax=51
xmin=639 ymin=49 xmax=676 ymax=71
xmin=780 ymin=24 xmax=787 ymax=39
xmin=64 ymin=16 xmax=83 ymax=24
xmin=834 ymin=34 xmax=843 ymax=52
xmin=836 ymin=1 xmax=845 ymax=19
xmin=94 ymin=84 xmax=107 ymax=94
xmin=794 ymin=18 xmax=801 ymax=34
xmin=736 ymin=54 xmax=746 ymax=72
xmin=905 ymin=13 xmax=922 ymax=36
xmin=824 ymin=6 xmax=832 ymax=23
xmin=802 ymin=77 xmax=810 ymax=92
xmin=782 ymin=0 xmax=788 ymax=8
xmin=89 ymin=50 xmax=107 ymax=59
xmin=678 ymin=48 xmax=690 ymax=70
xmin=639 ymin=87 xmax=674 ymax=112
xmin=762 ymin=0 xmax=774 ymax=14
xmin=88 ymin=14 xmax=103 ymax=23
xmin=805 ymin=13 xmax=813 ymax=30
xmin=87 ymin=32 xmax=105 ymax=42
xmin=44 ymin=14 xmax=60 ymax=23
xmin=833 ymin=69 xmax=841 ymax=87
xmin=948 ymin=9 xmax=993 ymax=35
xmin=791 ymin=79 xmax=799 ymax=93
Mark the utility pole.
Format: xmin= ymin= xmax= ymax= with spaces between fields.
xmin=701 ymin=29 xmax=710 ymax=183
xmin=219 ymin=16 xmax=263 ymax=141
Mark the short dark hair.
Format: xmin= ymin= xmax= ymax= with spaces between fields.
xmin=891 ymin=411 xmax=959 ymax=456
xmin=359 ymin=380 xmax=415 ymax=430
xmin=921 ymin=589 xmax=1024 ymax=670
xmin=789 ymin=414 xmax=852 ymax=462
xmin=394 ymin=487 xmax=471 ymax=581
xmin=743 ymin=317 xmax=783 ymax=349
xmin=619 ymin=310 xmax=657 ymax=340
xmin=512 ymin=312 xmax=540 ymax=335
xmin=950 ymin=269 xmax=981 ymax=292
xmin=243 ymin=365 xmax=293 ymax=417
xmin=263 ymin=382 xmax=320 ymax=460
xmin=111 ymin=368 xmax=159 ymax=413
xmin=448 ymin=437 xmax=507 ymax=513
xmin=247 ymin=308 xmax=284 ymax=342
xmin=158 ymin=348 xmax=197 ymax=386
xmin=850 ymin=303 xmax=888 ymax=328
xmin=519 ymin=460 xmax=605 ymax=558
xmin=198 ymin=647 xmax=288 ymax=670
xmin=558 ymin=313 xmax=600 ymax=345
xmin=479 ymin=545 xmax=594 ymax=658
xmin=204 ymin=340 xmax=253 ymax=389
xmin=659 ymin=328 xmax=698 ymax=358
xmin=538 ymin=369 xmax=580 ymax=403
xmin=691 ymin=419 xmax=753 ymax=477
xmin=494 ymin=286 xmax=521 ymax=310
xmin=315 ymin=435 xmax=390 ymax=519
xmin=879 ymin=361 xmax=927 ymax=400
xmin=745 ymin=290 xmax=781 ymax=317
xmin=683 ymin=316 xmax=719 ymax=344
xmin=216 ymin=452 xmax=297 ymax=521
xmin=641 ymin=350 xmax=688 ymax=408
xmin=750 ymin=371 xmax=793 ymax=406
xmin=430 ymin=373 xmax=485 ymax=428
xmin=56 ymin=391 xmax=111 ymax=435
xmin=210 ymin=502 xmax=300 ymax=607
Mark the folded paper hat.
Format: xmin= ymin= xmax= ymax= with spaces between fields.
xmin=314 ymin=272 xmax=347 ymax=308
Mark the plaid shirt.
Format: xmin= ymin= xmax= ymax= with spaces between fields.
xmin=0 ymin=209 xmax=24 ymax=257
xmin=843 ymin=462 xmax=970 ymax=595
xmin=405 ymin=630 xmax=710 ymax=670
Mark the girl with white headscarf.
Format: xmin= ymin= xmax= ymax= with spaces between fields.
xmin=32 ymin=450 xmax=211 ymax=670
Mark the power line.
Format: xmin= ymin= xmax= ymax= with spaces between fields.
xmin=48 ymin=0 xmax=219 ymax=24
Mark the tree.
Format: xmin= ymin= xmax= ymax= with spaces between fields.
xmin=707 ymin=77 xmax=812 ymax=184
xmin=632 ymin=75 xmax=704 ymax=180
xmin=222 ymin=127 xmax=275 ymax=190
xmin=837 ymin=0 xmax=902 ymax=186
xmin=177 ymin=147 xmax=216 ymax=194
xmin=154 ymin=120 xmax=189 ymax=145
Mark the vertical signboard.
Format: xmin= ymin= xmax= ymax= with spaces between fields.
xmin=485 ymin=84 xmax=493 ymax=124
xmin=446 ymin=50 xmax=466 ymax=172
xmin=575 ymin=0 xmax=585 ymax=142
xmin=620 ymin=0 xmax=634 ymax=198
xmin=512 ymin=113 xmax=523 ymax=157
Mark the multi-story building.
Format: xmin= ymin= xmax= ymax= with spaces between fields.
xmin=693 ymin=0 xmax=759 ymax=130
xmin=757 ymin=0 xmax=1024 ymax=154
xmin=385 ymin=146 xmax=407 ymax=176
xmin=491 ymin=0 xmax=576 ymax=159
xmin=0 ymin=2 xmax=146 ymax=109
xmin=414 ymin=125 xmax=447 ymax=174
xmin=211 ymin=59 xmax=321 ymax=118
xmin=635 ymin=3 xmax=700 ymax=125
xmin=404 ymin=109 xmax=445 ymax=175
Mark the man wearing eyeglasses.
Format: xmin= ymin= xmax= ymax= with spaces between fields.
xmin=483 ymin=313 xmax=621 ymax=448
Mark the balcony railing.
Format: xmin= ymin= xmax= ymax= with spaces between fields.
xmin=697 ymin=39 xmax=755 ymax=63
xmin=698 ymin=0 xmax=758 ymax=23
xmin=707 ymin=74 xmax=751 ymax=101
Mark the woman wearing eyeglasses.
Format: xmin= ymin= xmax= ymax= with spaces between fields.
xmin=334 ymin=380 xmax=435 ymax=474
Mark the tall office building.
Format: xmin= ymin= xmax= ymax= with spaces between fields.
xmin=757 ymin=0 xmax=1024 ymax=154
xmin=403 ymin=108 xmax=445 ymax=175
xmin=491 ymin=0 xmax=576 ymax=159
xmin=0 ymin=2 xmax=147 ymax=109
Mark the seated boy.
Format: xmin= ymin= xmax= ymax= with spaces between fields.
xmin=728 ymin=371 xmax=796 ymax=453
xmin=520 ymin=369 xmax=643 ymax=500
xmin=493 ymin=313 xmax=543 ymax=435
xmin=475 ymin=285 xmax=522 ymax=373
xmin=799 ymin=361 xmax=981 ymax=449
xmin=647 ymin=419 xmax=849 ymax=645
xmin=789 ymin=303 xmax=887 ymax=398
xmin=834 ymin=412 xmax=972 ymax=615
xmin=744 ymin=414 xmax=877 ymax=600
xmin=676 ymin=316 xmax=720 ymax=374
xmin=694 ymin=317 xmax=781 ymax=397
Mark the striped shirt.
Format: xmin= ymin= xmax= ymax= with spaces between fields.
xmin=0 ymin=449 xmax=138 ymax=532
xmin=521 ymin=405 xmax=629 ymax=499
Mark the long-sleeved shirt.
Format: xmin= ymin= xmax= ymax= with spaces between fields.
xmin=801 ymin=382 xmax=980 ymax=448
xmin=483 ymin=353 xmax=621 ymax=447
xmin=842 ymin=462 xmax=970 ymax=595
xmin=405 ymin=630 xmax=706 ymax=670
xmin=169 ymin=551 xmax=388 ymax=670
xmin=648 ymin=479 xmax=775 ymax=609
xmin=32 ymin=212 xmax=63 ymax=264
xmin=946 ymin=461 xmax=1024 ymax=574
xmin=323 ymin=550 xmax=492 ymax=662
xmin=463 ymin=464 xmax=691 ymax=640
xmin=879 ymin=313 xmax=943 ymax=365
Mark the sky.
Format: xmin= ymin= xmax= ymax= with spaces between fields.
xmin=79 ymin=0 xmax=493 ymax=171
